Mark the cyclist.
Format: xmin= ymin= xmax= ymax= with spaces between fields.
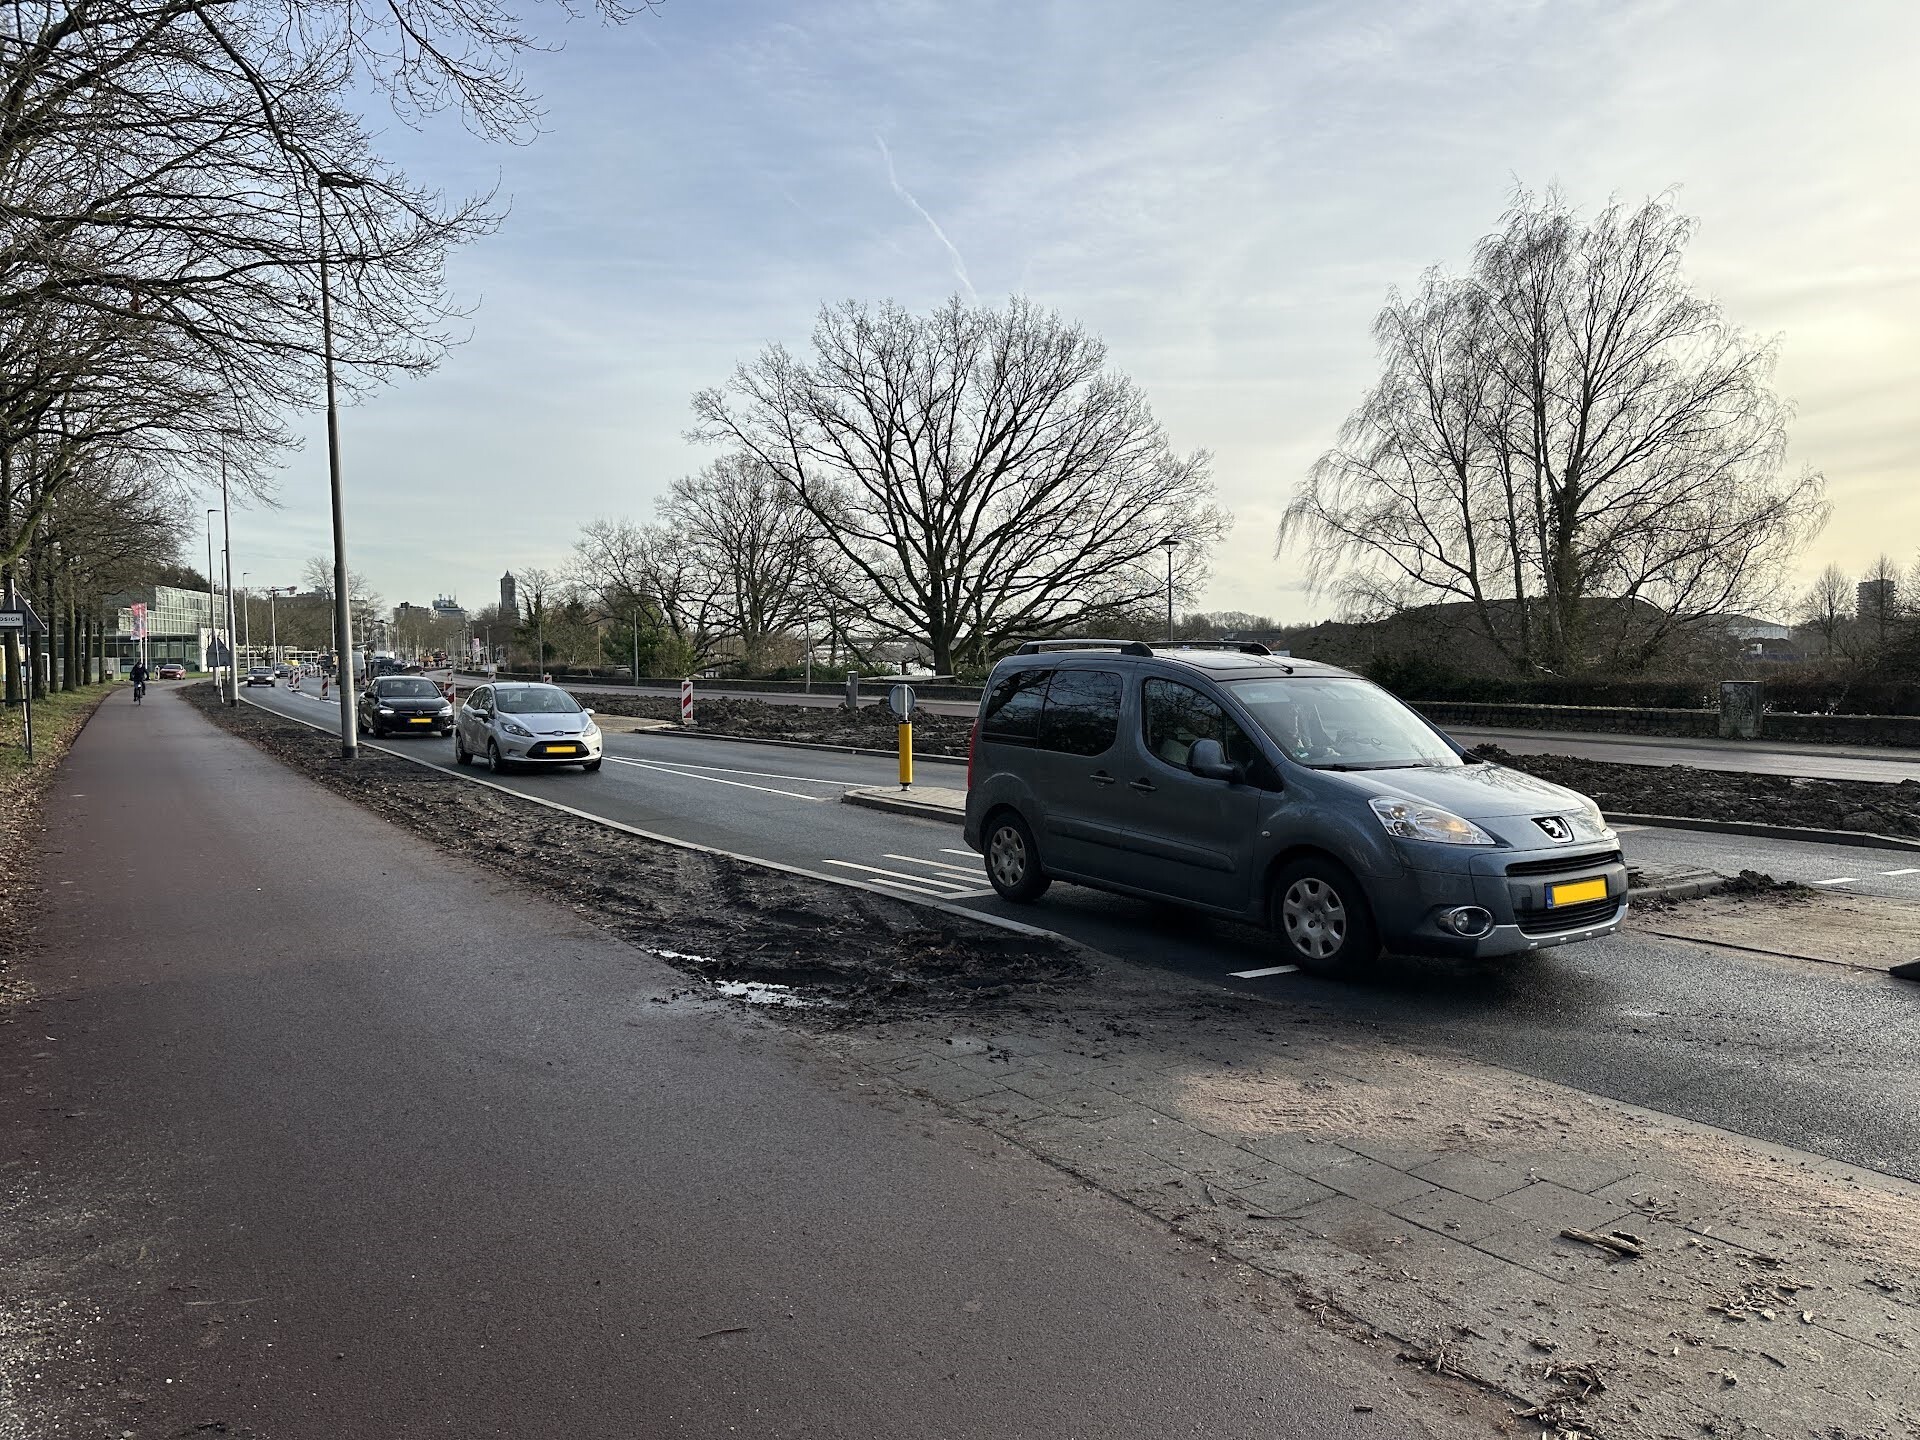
xmin=129 ymin=659 xmax=149 ymax=704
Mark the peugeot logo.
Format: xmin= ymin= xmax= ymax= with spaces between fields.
xmin=1534 ymin=816 xmax=1572 ymax=842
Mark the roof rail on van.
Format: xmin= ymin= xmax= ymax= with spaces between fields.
xmin=1013 ymin=638 xmax=1155 ymax=656
xmin=1155 ymin=641 xmax=1274 ymax=656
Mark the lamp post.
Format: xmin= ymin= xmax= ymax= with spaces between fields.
xmin=220 ymin=454 xmax=238 ymax=704
xmin=318 ymin=168 xmax=365 ymax=756
xmin=240 ymin=572 xmax=251 ymax=663
xmin=1159 ymin=535 xmax=1179 ymax=643
xmin=205 ymin=509 xmax=219 ymax=677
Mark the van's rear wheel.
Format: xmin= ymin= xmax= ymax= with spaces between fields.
xmin=985 ymin=812 xmax=1050 ymax=903
xmin=1271 ymin=858 xmax=1377 ymax=977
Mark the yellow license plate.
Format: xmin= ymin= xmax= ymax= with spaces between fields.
xmin=1548 ymin=877 xmax=1609 ymax=907
xmin=546 ymin=744 xmax=578 ymax=755
xmin=410 ymin=717 xmax=433 ymax=724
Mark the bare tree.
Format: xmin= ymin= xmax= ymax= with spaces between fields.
xmin=1854 ymin=553 xmax=1905 ymax=660
xmin=693 ymin=295 xmax=1229 ymax=675
xmin=1281 ymin=189 xmax=1827 ymax=676
xmin=571 ymin=518 xmax=727 ymax=669
xmin=300 ymin=556 xmax=381 ymax=643
xmin=660 ymin=455 xmax=824 ymax=673
xmin=1796 ymin=563 xmax=1852 ymax=657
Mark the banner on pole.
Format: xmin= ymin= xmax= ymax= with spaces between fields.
xmin=130 ymin=603 xmax=148 ymax=640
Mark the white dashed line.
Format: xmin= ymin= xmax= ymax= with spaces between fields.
xmin=1882 ymin=868 xmax=1920 ymax=877
xmin=940 ymin=848 xmax=978 ymax=859
xmin=1229 ymin=964 xmax=1301 ymax=979
xmin=882 ymin=853 xmax=984 ymax=878
xmin=605 ymin=756 xmax=823 ymax=801
xmin=1812 ymin=877 xmax=1859 ymax=886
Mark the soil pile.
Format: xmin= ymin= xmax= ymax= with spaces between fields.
xmin=574 ymin=691 xmax=977 ymax=756
xmin=1472 ymin=743 xmax=1920 ymax=837
xmin=191 ymin=688 xmax=1085 ymax=1017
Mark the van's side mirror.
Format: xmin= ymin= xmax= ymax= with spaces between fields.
xmin=1188 ymin=738 xmax=1237 ymax=782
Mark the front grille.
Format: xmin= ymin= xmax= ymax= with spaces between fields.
xmin=1516 ymin=897 xmax=1621 ymax=935
xmin=1505 ymin=849 xmax=1622 ymax=878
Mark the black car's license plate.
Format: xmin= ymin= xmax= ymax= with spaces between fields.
xmin=409 ymin=717 xmax=433 ymax=724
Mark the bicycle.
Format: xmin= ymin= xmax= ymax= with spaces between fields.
xmin=133 ymin=681 xmax=146 ymax=704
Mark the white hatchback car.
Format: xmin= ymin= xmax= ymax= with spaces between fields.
xmin=454 ymin=682 xmax=603 ymax=773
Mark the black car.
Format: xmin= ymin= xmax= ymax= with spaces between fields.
xmin=360 ymin=675 xmax=454 ymax=737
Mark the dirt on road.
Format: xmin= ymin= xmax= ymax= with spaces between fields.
xmin=188 ymin=687 xmax=1085 ymax=1017
xmin=1474 ymin=743 xmax=1920 ymax=837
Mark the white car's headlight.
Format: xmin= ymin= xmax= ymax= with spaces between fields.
xmin=582 ymin=719 xmax=599 ymax=738
xmin=1369 ymin=796 xmax=1498 ymax=846
xmin=499 ymin=717 xmax=533 ymax=737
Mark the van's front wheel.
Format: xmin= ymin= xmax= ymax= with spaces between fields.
xmin=985 ymin=812 xmax=1050 ymax=904
xmin=1271 ymin=858 xmax=1378 ymax=977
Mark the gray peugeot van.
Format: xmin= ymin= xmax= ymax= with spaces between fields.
xmin=962 ymin=640 xmax=1626 ymax=975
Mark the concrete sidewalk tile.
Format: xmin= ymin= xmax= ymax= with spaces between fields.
xmin=1386 ymin=1186 xmax=1512 ymax=1244
xmin=1042 ymin=1087 xmax=1137 ymax=1122
xmin=1341 ymin=1138 xmax=1445 ymax=1172
xmin=1284 ymin=1194 xmax=1506 ymax=1281
xmin=1235 ymin=1172 xmax=1340 ymax=1218
xmin=1471 ymin=1218 xmax=1653 ymax=1289
xmin=892 ymin=1058 xmax=1013 ymax=1104
xmin=1507 ymin=1152 xmax=1639 ymax=1195
xmin=1314 ymin=1155 xmax=1438 ymax=1208
xmin=1490 ymin=1179 xmax=1636 ymax=1235
xmin=1408 ymin=1152 xmax=1529 ymax=1201
xmin=951 ymin=1089 xmax=1055 ymax=1126
xmin=1242 ymin=1134 xmax=1362 ymax=1174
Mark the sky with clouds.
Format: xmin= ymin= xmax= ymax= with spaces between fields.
xmin=228 ymin=0 xmax=1920 ymax=627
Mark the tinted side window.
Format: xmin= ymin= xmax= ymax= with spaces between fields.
xmin=1037 ymin=670 xmax=1121 ymax=756
xmin=981 ymin=667 xmax=1052 ymax=745
xmin=1142 ymin=679 xmax=1264 ymax=774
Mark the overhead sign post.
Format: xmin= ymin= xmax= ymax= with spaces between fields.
xmin=890 ymin=684 xmax=916 ymax=790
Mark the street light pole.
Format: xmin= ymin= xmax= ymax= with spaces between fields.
xmin=318 ymin=169 xmax=365 ymax=756
xmin=205 ymin=509 xmax=219 ymax=677
xmin=1159 ymin=535 xmax=1179 ymax=643
xmin=240 ymin=572 xmax=251 ymax=663
xmin=221 ymin=454 xmax=238 ymax=704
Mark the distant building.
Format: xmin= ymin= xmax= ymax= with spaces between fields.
xmin=432 ymin=594 xmax=466 ymax=623
xmin=106 ymin=584 xmax=221 ymax=669
xmin=500 ymin=571 xmax=517 ymax=619
xmin=1722 ymin=614 xmax=1791 ymax=642
xmin=1858 ymin=577 xmax=1898 ymax=621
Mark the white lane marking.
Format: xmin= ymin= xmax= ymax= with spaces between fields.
xmin=940 ymin=848 xmax=979 ymax=859
xmin=828 ymin=871 xmax=959 ymax=898
xmin=605 ymin=756 xmax=822 ymax=802
xmin=1812 ymin=877 xmax=1859 ymax=886
xmin=937 ymin=886 xmax=996 ymax=899
xmin=823 ymin=860 xmax=973 ymax=891
xmin=1230 ymin=964 xmax=1301 ymax=979
xmin=883 ymin=853 xmax=984 ymax=877
xmin=1882 ymin=867 xmax=1920 ymax=876
xmin=611 ymin=754 xmax=850 ymax=787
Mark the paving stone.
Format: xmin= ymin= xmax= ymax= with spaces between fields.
xmin=1314 ymin=1154 xmax=1438 ymax=1208
xmin=1409 ymin=1152 xmax=1529 ymax=1201
xmin=1284 ymin=1194 xmax=1506 ymax=1282
xmin=1386 ymin=1185 xmax=1512 ymax=1244
xmin=1242 ymin=1134 xmax=1362 ymax=1174
xmin=1042 ymin=1087 xmax=1137 ymax=1122
xmin=1490 ymin=1179 xmax=1636 ymax=1235
xmin=1234 ymin=1172 xmax=1339 ymax=1218
xmin=892 ymin=1060 xmax=1013 ymax=1104
xmin=1507 ymin=1152 xmax=1639 ymax=1195
xmin=1472 ymin=1218 xmax=1657 ymax=1288
xmin=950 ymin=1089 xmax=1055 ymax=1126
xmin=1342 ymin=1138 xmax=1446 ymax=1172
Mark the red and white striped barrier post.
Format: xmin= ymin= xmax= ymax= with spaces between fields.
xmin=680 ymin=676 xmax=693 ymax=726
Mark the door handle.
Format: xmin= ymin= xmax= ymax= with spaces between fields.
xmin=1129 ymin=779 xmax=1156 ymax=794
xmin=1090 ymin=771 xmax=1117 ymax=786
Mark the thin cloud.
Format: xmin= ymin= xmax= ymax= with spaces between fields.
xmin=875 ymin=133 xmax=976 ymax=301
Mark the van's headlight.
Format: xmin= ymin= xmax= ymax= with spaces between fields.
xmin=1567 ymin=801 xmax=1614 ymax=841
xmin=1369 ymin=796 xmax=1497 ymax=846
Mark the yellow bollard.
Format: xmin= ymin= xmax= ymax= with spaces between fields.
xmin=898 ymin=721 xmax=913 ymax=790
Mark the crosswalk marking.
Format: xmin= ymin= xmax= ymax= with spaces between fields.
xmin=882 ymin=853 xmax=983 ymax=878
xmin=1230 ymin=964 xmax=1300 ymax=979
xmin=823 ymin=859 xmax=974 ymax=892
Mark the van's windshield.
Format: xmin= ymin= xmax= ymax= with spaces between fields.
xmin=1225 ymin=676 xmax=1463 ymax=770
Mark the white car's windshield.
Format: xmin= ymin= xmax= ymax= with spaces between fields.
xmin=1226 ymin=676 xmax=1462 ymax=770
xmin=495 ymin=685 xmax=583 ymax=715
xmin=378 ymin=678 xmax=442 ymax=699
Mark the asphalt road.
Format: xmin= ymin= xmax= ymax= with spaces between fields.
xmin=450 ymin=673 xmax=1920 ymax=783
xmin=254 ymin=685 xmax=1920 ymax=1183
xmin=0 ymin=685 xmax=1480 ymax=1439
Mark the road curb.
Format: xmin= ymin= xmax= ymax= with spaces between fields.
xmin=230 ymin=693 xmax=1086 ymax=956
xmin=842 ymin=787 xmax=965 ymax=822
xmin=1604 ymin=810 xmax=1920 ymax=852
xmin=1626 ymin=872 xmax=1729 ymax=903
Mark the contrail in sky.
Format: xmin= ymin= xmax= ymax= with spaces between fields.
xmin=875 ymin=134 xmax=977 ymax=302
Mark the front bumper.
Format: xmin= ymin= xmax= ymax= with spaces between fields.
xmin=1373 ymin=842 xmax=1628 ymax=959
xmin=500 ymin=733 xmax=602 ymax=763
